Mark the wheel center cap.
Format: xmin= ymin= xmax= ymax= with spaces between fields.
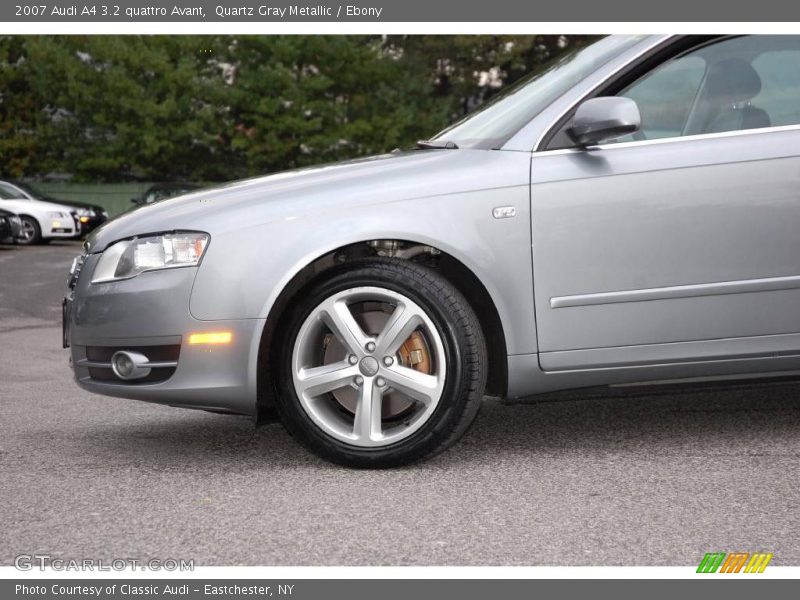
xmin=359 ymin=356 xmax=379 ymax=377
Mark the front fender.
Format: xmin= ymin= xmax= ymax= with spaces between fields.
xmin=190 ymin=190 xmax=536 ymax=360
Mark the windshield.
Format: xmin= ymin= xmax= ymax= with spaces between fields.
xmin=430 ymin=35 xmax=646 ymax=149
xmin=0 ymin=183 xmax=28 ymax=200
xmin=7 ymin=181 xmax=41 ymax=200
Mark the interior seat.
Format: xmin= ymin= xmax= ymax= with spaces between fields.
xmin=702 ymin=58 xmax=771 ymax=133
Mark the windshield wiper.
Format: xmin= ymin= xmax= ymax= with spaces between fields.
xmin=416 ymin=139 xmax=459 ymax=150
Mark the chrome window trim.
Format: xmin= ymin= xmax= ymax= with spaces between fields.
xmin=531 ymin=123 xmax=800 ymax=157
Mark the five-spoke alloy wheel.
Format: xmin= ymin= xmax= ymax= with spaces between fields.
xmin=275 ymin=258 xmax=487 ymax=467
xmin=17 ymin=216 xmax=42 ymax=245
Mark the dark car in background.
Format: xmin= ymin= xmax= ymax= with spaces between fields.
xmin=0 ymin=181 xmax=109 ymax=236
xmin=131 ymin=182 xmax=200 ymax=206
xmin=0 ymin=208 xmax=23 ymax=243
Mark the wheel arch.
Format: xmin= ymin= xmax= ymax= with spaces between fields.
xmin=16 ymin=213 xmax=45 ymax=242
xmin=255 ymin=239 xmax=508 ymax=423
xmin=17 ymin=213 xmax=42 ymax=225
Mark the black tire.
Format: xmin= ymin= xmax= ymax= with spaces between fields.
xmin=17 ymin=216 xmax=42 ymax=245
xmin=274 ymin=258 xmax=487 ymax=468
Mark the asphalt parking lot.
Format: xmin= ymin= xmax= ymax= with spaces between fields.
xmin=2 ymin=241 xmax=800 ymax=566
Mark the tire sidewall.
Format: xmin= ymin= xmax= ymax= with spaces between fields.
xmin=275 ymin=261 xmax=473 ymax=467
xmin=17 ymin=216 xmax=42 ymax=245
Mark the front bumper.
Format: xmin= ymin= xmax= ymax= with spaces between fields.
xmin=65 ymin=253 xmax=262 ymax=415
xmin=46 ymin=225 xmax=77 ymax=239
xmin=74 ymin=215 xmax=108 ymax=236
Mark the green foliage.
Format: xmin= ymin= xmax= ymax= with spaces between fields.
xmin=0 ymin=34 xmax=593 ymax=182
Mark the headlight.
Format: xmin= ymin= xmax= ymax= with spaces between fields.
xmin=47 ymin=211 xmax=67 ymax=218
xmin=91 ymin=232 xmax=210 ymax=283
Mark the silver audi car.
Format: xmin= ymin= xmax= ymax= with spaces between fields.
xmin=65 ymin=34 xmax=800 ymax=466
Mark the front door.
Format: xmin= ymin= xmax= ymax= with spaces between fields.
xmin=531 ymin=35 xmax=800 ymax=372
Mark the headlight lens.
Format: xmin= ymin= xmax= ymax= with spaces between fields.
xmin=91 ymin=232 xmax=209 ymax=283
xmin=47 ymin=211 xmax=67 ymax=218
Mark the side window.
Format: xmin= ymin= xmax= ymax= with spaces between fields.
xmin=750 ymin=50 xmax=800 ymax=127
xmin=604 ymin=36 xmax=800 ymax=144
xmin=617 ymin=56 xmax=706 ymax=141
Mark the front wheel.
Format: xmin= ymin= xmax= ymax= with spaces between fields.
xmin=274 ymin=258 xmax=487 ymax=468
xmin=17 ymin=216 xmax=42 ymax=245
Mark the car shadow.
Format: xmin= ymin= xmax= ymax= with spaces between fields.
xmin=450 ymin=379 xmax=800 ymax=464
xmin=85 ymin=378 xmax=800 ymax=470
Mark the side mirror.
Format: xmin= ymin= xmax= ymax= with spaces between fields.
xmin=567 ymin=97 xmax=641 ymax=147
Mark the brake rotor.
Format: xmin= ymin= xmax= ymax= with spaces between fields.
xmin=322 ymin=307 xmax=433 ymax=418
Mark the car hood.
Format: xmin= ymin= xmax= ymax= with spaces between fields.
xmin=0 ymin=198 xmax=77 ymax=215
xmin=87 ymin=149 xmax=510 ymax=253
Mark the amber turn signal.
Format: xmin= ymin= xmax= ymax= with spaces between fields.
xmin=188 ymin=331 xmax=232 ymax=345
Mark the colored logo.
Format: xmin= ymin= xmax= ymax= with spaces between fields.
xmin=697 ymin=552 xmax=773 ymax=573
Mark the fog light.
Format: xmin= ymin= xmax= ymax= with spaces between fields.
xmin=52 ymin=220 xmax=62 ymax=228
xmin=112 ymin=353 xmax=134 ymax=377
xmin=110 ymin=351 xmax=151 ymax=380
xmin=188 ymin=331 xmax=232 ymax=345
xmin=80 ymin=216 xmax=90 ymax=223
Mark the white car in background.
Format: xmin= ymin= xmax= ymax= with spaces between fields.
xmin=0 ymin=184 xmax=77 ymax=245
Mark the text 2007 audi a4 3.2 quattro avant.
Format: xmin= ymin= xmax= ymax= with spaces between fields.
xmin=64 ymin=35 xmax=800 ymax=467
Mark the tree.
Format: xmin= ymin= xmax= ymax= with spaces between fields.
xmin=0 ymin=36 xmax=41 ymax=178
xmin=0 ymin=34 xmax=597 ymax=182
xmin=18 ymin=35 xmax=221 ymax=181
xmin=215 ymin=35 xmax=452 ymax=177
